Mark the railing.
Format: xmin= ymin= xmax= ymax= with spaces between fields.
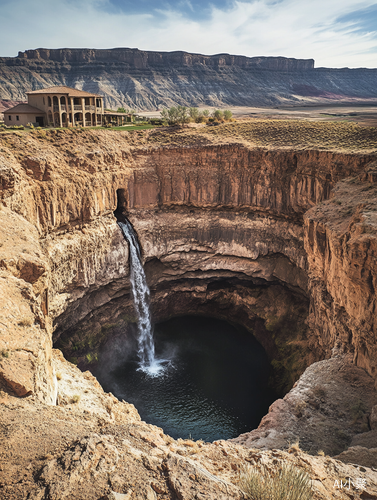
xmin=85 ymin=121 xmax=92 ymax=126
xmin=74 ymin=105 xmax=82 ymax=110
xmin=53 ymin=105 xmax=67 ymax=112
xmin=85 ymin=105 xmax=95 ymax=111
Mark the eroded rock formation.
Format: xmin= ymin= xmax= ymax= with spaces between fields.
xmin=0 ymin=124 xmax=377 ymax=498
xmin=1 ymin=48 xmax=377 ymax=109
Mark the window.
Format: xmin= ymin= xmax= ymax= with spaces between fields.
xmin=16 ymin=116 xmax=19 ymax=121
xmin=43 ymin=97 xmax=45 ymax=105
xmin=8 ymin=116 xmax=11 ymax=121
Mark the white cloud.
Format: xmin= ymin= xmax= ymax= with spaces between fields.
xmin=0 ymin=0 xmax=376 ymax=67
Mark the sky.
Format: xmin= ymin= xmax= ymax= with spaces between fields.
xmin=0 ymin=0 xmax=377 ymax=68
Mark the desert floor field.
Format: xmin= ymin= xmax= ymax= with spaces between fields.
xmin=138 ymin=102 xmax=377 ymax=127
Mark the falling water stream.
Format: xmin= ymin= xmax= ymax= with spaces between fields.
xmin=117 ymin=220 xmax=166 ymax=376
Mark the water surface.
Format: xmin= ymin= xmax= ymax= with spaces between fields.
xmin=97 ymin=315 xmax=276 ymax=442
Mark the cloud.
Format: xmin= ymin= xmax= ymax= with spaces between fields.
xmin=0 ymin=0 xmax=376 ymax=67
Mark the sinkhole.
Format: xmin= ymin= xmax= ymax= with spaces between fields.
xmin=93 ymin=314 xmax=278 ymax=442
xmin=54 ymin=201 xmax=311 ymax=442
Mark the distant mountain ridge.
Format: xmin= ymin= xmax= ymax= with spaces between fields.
xmin=0 ymin=48 xmax=376 ymax=110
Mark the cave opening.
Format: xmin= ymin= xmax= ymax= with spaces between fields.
xmin=115 ymin=188 xmax=128 ymax=216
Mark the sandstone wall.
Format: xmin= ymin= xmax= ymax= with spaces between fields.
xmin=0 ymin=130 xmax=376 ymax=401
xmin=304 ymin=171 xmax=377 ymax=384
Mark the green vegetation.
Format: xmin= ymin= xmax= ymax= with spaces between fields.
xmin=1 ymin=349 xmax=9 ymax=358
xmin=85 ymin=352 xmax=99 ymax=364
xmin=160 ymin=105 xmax=190 ymax=125
xmin=116 ymin=107 xmax=136 ymax=114
xmin=240 ymin=463 xmax=313 ymax=500
xmin=160 ymin=106 xmax=232 ymax=125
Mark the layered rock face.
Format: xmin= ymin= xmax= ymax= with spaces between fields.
xmin=1 ymin=48 xmax=377 ymax=109
xmin=0 ymin=129 xmax=376 ymax=398
xmin=0 ymin=126 xmax=377 ymax=497
xmin=16 ymin=48 xmax=315 ymax=70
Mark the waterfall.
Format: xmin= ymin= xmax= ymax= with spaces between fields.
xmin=118 ymin=220 xmax=165 ymax=376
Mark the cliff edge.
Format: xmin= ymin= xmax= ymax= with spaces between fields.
xmin=0 ymin=47 xmax=376 ymax=109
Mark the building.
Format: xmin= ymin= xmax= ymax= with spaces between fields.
xmin=4 ymin=86 xmax=104 ymax=128
xmin=3 ymin=103 xmax=47 ymax=127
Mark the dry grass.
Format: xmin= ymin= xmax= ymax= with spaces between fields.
xmin=240 ymin=462 xmax=313 ymax=500
xmin=146 ymin=119 xmax=377 ymax=152
xmin=18 ymin=317 xmax=33 ymax=327
xmin=202 ymin=119 xmax=377 ymax=151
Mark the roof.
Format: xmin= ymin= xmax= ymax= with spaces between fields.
xmin=4 ymin=103 xmax=45 ymax=114
xmin=26 ymin=86 xmax=102 ymax=98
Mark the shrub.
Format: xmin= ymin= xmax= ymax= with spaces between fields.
xmin=240 ymin=462 xmax=313 ymax=500
xmin=224 ymin=110 xmax=233 ymax=120
xmin=71 ymin=395 xmax=80 ymax=404
xmin=212 ymin=109 xmax=224 ymax=121
xmin=1 ymin=349 xmax=9 ymax=358
xmin=188 ymin=107 xmax=200 ymax=122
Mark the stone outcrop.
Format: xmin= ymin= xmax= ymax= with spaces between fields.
xmin=1 ymin=48 xmax=377 ymax=109
xmin=0 ymin=124 xmax=377 ymax=498
xmin=232 ymin=356 xmax=377 ymax=458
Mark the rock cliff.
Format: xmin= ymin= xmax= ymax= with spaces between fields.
xmin=0 ymin=48 xmax=376 ymax=109
xmin=0 ymin=121 xmax=377 ymax=498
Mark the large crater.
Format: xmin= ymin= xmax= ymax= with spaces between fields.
xmin=1 ymin=129 xmax=376 ymax=456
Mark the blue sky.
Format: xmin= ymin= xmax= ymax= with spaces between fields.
xmin=0 ymin=0 xmax=376 ymax=67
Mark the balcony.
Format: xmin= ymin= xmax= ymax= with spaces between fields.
xmin=74 ymin=105 xmax=82 ymax=110
xmin=85 ymin=105 xmax=95 ymax=111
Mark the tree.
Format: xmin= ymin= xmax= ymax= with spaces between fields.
xmin=117 ymin=107 xmax=128 ymax=113
xmin=160 ymin=106 xmax=189 ymax=125
xmin=202 ymin=109 xmax=210 ymax=117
